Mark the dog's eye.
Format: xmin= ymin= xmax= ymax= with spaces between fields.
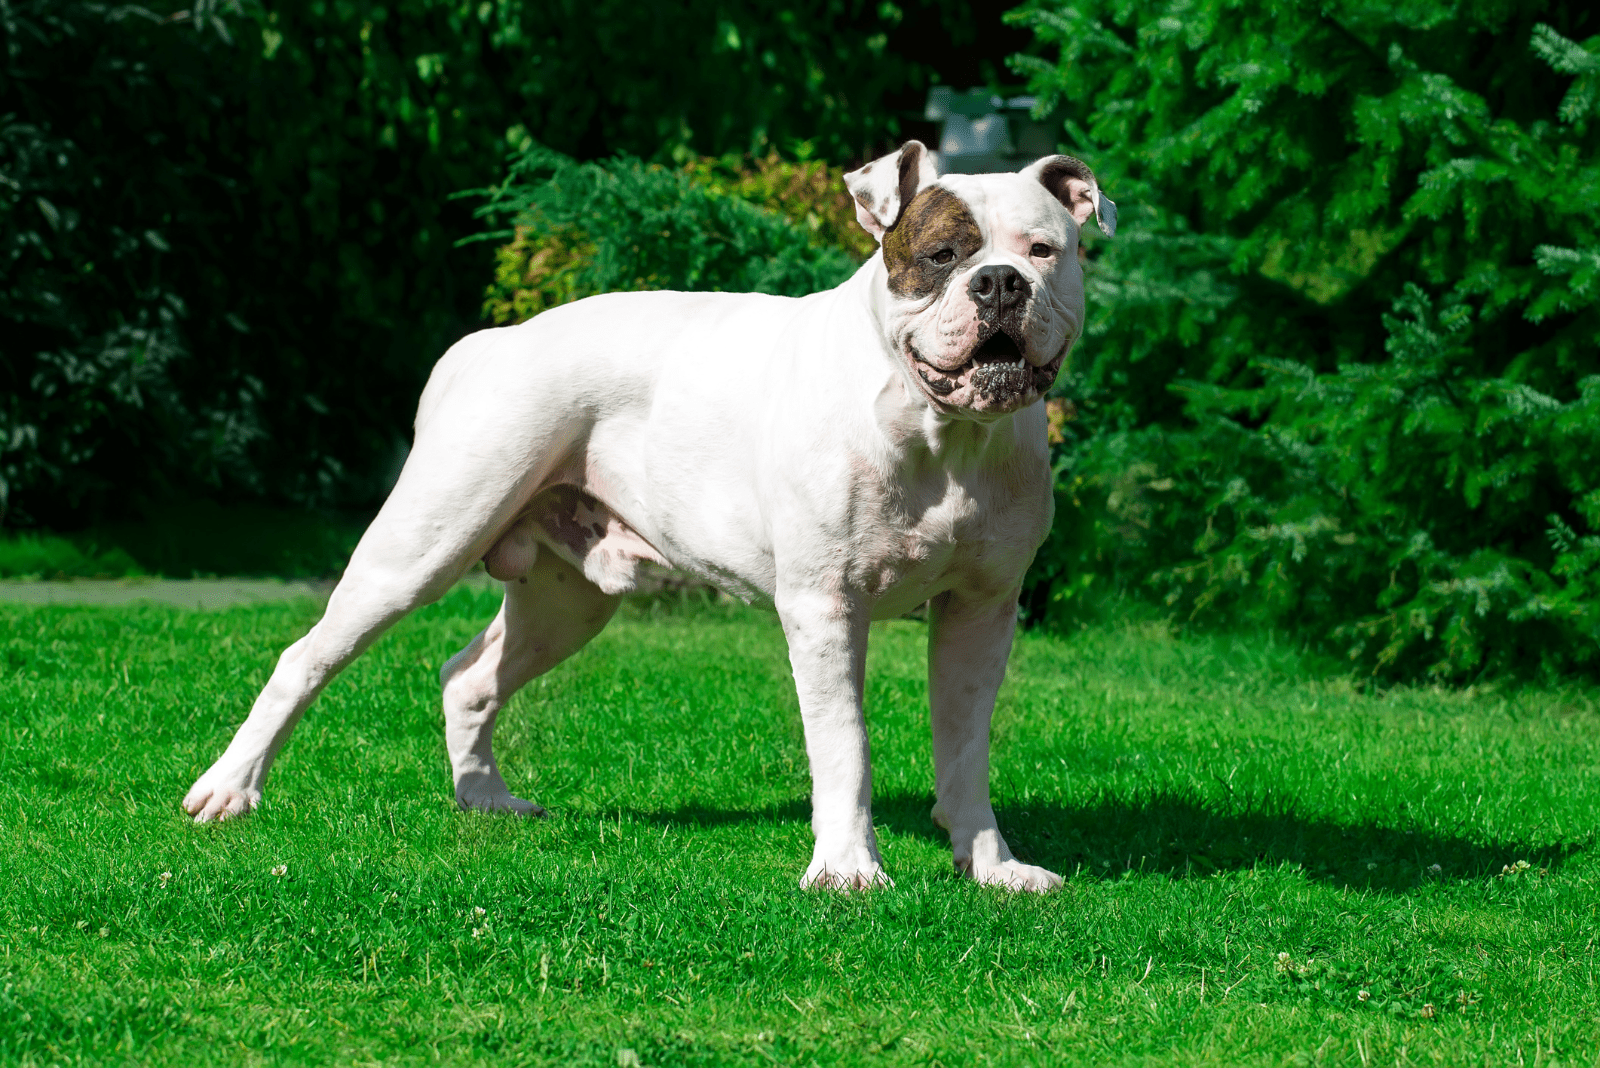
xmin=930 ymin=249 xmax=955 ymax=265
xmin=1030 ymin=243 xmax=1054 ymax=259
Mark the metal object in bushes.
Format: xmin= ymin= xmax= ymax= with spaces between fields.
xmin=924 ymin=87 xmax=1059 ymax=175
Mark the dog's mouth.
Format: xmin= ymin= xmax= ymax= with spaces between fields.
xmin=907 ymin=328 xmax=1063 ymax=409
xmin=974 ymin=330 xmax=1023 ymax=362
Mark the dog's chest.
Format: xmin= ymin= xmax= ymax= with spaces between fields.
xmin=845 ymin=454 xmax=1047 ymax=615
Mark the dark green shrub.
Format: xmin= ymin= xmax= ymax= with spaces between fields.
xmin=0 ymin=3 xmax=266 ymax=524
xmin=1 ymin=0 xmax=978 ymax=530
xmin=0 ymin=531 xmax=143 ymax=580
xmin=1013 ymin=1 xmax=1600 ymax=680
xmin=1 ymin=0 xmax=506 ymax=526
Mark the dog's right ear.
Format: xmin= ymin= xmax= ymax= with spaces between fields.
xmin=1023 ymin=155 xmax=1118 ymax=236
xmin=843 ymin=141 xmax=938 ymax=242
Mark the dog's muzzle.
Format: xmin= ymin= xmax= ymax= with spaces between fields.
xmin=968 ymin=264 xmax=1031 ymax=320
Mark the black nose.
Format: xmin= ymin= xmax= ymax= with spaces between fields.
xmin=968 ymin=264 xmax=1031 ymax=315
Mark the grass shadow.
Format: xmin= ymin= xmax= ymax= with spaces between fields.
xmin=902 ymin=790 xmax=1588 ymax=891
xmin=626 ymin=798 xmax=811 ymax=829
xmin=624 ymin=790 xmax=1588 ymax=893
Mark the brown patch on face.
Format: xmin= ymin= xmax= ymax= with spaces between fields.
xmin=882 ymin=187 xmax=982 ymax=300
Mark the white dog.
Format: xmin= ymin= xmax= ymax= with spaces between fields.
xmin=183 ymin=142 xmax=1116 ymax=892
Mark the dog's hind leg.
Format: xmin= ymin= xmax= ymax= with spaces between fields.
xmin=181 ymin=559 xmax=460 ymax=822
xmin=441 ymin=545 xmax=621 ymax=814
xmin=182 ymin=381 xmax=578 ymax=822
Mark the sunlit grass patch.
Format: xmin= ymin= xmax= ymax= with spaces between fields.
xmin=2 ymin=592 xmax=1597 ymax=1065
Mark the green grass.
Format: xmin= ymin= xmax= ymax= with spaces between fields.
xmin=3 ymin=590 xmax=1598 ymax=1065
xmin=2 ymin=503 xmax=368 ymax=579
xmin=0 ymin=531 xmax=145 ymax=580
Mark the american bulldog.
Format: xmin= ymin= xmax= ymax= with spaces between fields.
xmin=182 ymin=142 xmax=1116 ymax=892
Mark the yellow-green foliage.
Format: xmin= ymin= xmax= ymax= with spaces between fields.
xmin=483 ymin=225 xmax=599 ymax=327
xmin=482 ymin=154 xmax=870 ymax=326
xmin=680 ymin=153 xmax=878 ymax=262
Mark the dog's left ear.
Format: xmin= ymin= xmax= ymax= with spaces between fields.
xmin=844 ymin=141 xmax=938 ymax=242
xmin=1023 ymin=155 xmax=1117 ymax=236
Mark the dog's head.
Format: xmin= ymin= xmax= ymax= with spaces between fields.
xmin=845 ymin=141 xmax=1116 ymax=417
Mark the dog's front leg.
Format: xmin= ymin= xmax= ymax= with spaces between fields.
xmin=778 ymin=588 xmax=888 ymax=889
xmin=928 ymin=589 xmax=1062 ymax=892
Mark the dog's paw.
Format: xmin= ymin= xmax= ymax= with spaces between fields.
xmin=800 ymin=846 xmax=893 ymax=891
xmin=456 ymin=787 xmax=547 ymax=817
xmin=454 ymin=768 xmax=546 ymax=816
xmin=182 ymin=777 xmax=261 ymax=823
xmin=959 ymin=857 xmax=1063 ymax=893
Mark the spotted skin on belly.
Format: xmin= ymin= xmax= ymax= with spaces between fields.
xmin=483 ymin=486 xmax=667 ymax=595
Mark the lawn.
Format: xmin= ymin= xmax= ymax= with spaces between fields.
xmin=2 ymin=588 xmax=1597 ymax=1065
xmin=0 ymin=504 xmax=369 ymax=580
